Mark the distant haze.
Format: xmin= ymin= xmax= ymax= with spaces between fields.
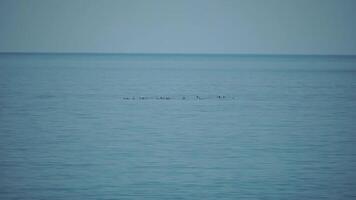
xmin=0 ymin=0 xmax=356 ymax=55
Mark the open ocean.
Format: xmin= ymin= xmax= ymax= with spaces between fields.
xmin=1 ymin=54 xmax=356 ymax=199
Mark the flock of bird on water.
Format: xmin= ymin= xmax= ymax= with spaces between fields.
xmin=121 ymin=95 xmax=235 ymax=100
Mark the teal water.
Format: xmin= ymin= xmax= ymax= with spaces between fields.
xmin=1 ymin=54 xmax=356 ymax=199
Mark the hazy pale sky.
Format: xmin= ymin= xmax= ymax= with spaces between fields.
xmin=0 ymin=0 xmax=356 ymax=54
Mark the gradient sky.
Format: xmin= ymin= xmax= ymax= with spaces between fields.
xmin=0 ymin=0 xmax=356 ymax=54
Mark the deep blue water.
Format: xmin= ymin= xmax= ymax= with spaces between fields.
xmin=1 ymin=54 xmax=356 ymax=199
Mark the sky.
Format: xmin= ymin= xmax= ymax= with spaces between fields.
xmin=0 ymin=0 xmax=356 ymax=55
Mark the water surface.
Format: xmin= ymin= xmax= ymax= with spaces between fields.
xmin=1 ymin=54 xmax=356 ymax=199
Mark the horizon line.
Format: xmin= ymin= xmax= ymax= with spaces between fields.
xmin=1 ymin=52 xmax=356 ymax=57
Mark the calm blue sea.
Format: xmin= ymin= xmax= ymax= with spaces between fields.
xmin=1 ymin=54 xmax=356 ymax=199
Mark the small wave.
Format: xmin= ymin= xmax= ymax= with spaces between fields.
xmin=35 ymin=94 xmax=56 ymax=99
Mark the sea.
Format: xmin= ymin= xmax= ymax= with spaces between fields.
xmin=1 ymin=53 xmax=356 ymax=199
